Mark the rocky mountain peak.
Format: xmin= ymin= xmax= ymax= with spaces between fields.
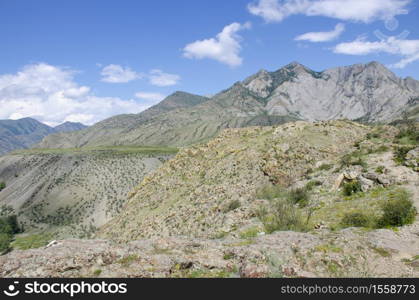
xmin=283 ymin=61 xmax=308 ymax=71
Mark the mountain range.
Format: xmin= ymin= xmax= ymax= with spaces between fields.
xmin=0 ymin=61 xmax=418 ymax=278
xmin=37 ymin=61 xmax=419 ymax=149
xmin=0 ymin=118 xmax=87 ymax=155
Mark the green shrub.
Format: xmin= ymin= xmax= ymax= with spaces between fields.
xmin=395 ymin=127 xmax=419 ymax=145
xmin=394 ymin=146 xmax=415 ymax=164
xmin=257 ymin=199 xmax=307 ymax=233
xmin=288 ymin=188 xmax=309 ymax=207
xmin=0 ymin=233 xmax=11 ymax=253
xmin=4 ymin=215 xmax=19 ymax=234
xmin=341 ymin=212 xmax=373 ymax=228
xmin=223 ymin=200 xmax=241 ymax=213
xmin=375 ymin=145 xmax=389 ymax=153
xmin=342 ymin=180 xmax=362 ymax=196
xmin=0 ymin=182 xmax=5 ymax=191
xmin=340 ymin=152 xmax=367 ymax=169
xmin=305 ymin=180 xmax=322 ymax=191
xmin=375 ymin=166 xmax=385 ymax=174
xmin=366 ymin=132 xmax=380 ymax=140
xmin=0 ymin=218 xmax=13 ymax=236
xmin=377 ymin=190 xmax=416 ymax=227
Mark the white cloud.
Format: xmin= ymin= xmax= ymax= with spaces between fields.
xmin=295 ymin=23 xmax=345 ymax=42
xmin=135 ymin=92 xmax=167 ymax=102
xmin=183 ymin=22 xmax=251 ymax=67
xmin=148 ymin=69 xmax=180 ymax=86
xmin=0 ymin=63 xmax=152 ymax=126
xmin=333 ymin=36 xmax=419 ymax=68
xmin=100 ymin=64 xmax=141 ymax=83
xmin=248 ymin=0 xmax=411 ymax=23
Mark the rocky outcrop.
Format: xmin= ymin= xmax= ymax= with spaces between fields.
xmin=1 ymin=225 xmax=418 ymax=278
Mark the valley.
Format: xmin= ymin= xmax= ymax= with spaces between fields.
xmin=0 ymin=146 xmax=177 ymax=238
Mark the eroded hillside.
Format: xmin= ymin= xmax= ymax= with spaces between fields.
xmin=1 ymin=120 xmax=418 ymax=278
xmin=99 ymin=120 xmax=418 ymax=241
xmin=0 ymin=147 xmax=177 ymax=237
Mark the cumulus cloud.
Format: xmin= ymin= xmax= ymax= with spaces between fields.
xmin=148 ymin=69 xmax=181 ymax=86
xmin=100 ymin=64 xmax=141 ymax=83
xmin=333 ymin=36 xmax=419 ymax=68
xmin=135 ymin=92 xmax=167 ymax=102
xmin=248 ymin=0 xmax=411 ymax=23
xmin=183 ymin=22 xmax=251 ymax=67
xmin=295 ymin=23 xmax=345 ymax=42
xmin=0 ymin=63 xmax=152 ymax=126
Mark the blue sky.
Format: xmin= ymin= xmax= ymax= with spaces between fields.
xmin=0 ymin=0 xmax=418 ymax=125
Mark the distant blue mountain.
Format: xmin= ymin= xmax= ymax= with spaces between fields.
xmin=0 ymin=118 xmax=87 ymax=155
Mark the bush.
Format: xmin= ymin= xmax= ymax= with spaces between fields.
xmin=340 ymin=152 xmax=368 ymax=169
xmin=375 ymin=166 xmax=385 ymax=174
xmin=0 ymin=182 xmax=5 ymax=191
xmin=305 ymin=180 xmax=322 ymax=191
xmin=341 ymin=212 xmax=372 ymax=228
xmin=366 ymin=132 xmax=380 ymax=140
xmin=377 ymin=190 xmax=416 ymax=227
xmin=0 ymin=218 xmax=13 ymax=236
xmin=394 ymin=146 xmax=415 ymax=164
xmin=288 ymin=188 xmax=309 ymax=207
xmin=257 ymin=199 xmax=307 ymax=233
xmin=0 ymin=233 xmax=11 ymax=253
xmin=395 ymin=127 xmax=419 ymax=145
xmin=5 ymin=215 xmax=19 ymax=234
xmin=224 ymin=200 xmax=241 ymax=213
xmin=342 ymin=180 xmax=362 ymax=196
xmin=0 ymin=215 xmax=20 ymax=235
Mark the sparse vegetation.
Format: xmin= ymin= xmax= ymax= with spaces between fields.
xmin=0 ymin=182 xmax=5 ymax=191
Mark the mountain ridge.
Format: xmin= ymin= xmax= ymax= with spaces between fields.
xmin=37 ymin=61 xmax=419 ymax=149
xmin=0 ymin=118 xmax=87 ymax=155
